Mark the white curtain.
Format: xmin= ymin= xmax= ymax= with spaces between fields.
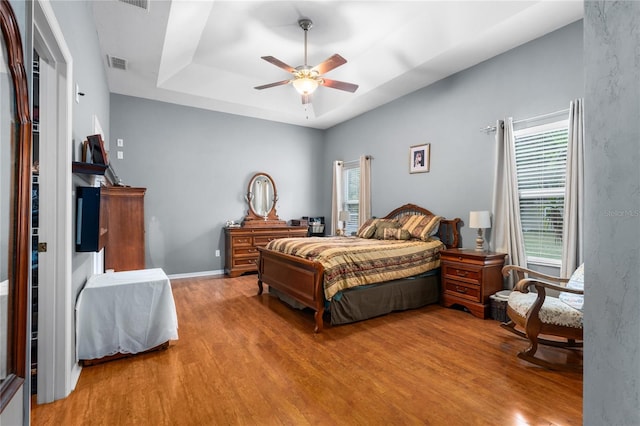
xmin=491 ymin=117 xmax=526 ymax=288
xmin=561 ymin=98 xmax=585 ymax=277
xmin=331 ymin=160 xmax=344 ymax=235
xmin=359 ymin=155 xmax=372 ymax=224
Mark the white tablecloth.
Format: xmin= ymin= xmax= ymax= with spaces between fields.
xmin=76 ymin=268 xmax=179 ymax=360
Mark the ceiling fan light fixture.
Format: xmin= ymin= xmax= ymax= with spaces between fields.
xmin=292 ymin=77 xmax=319 ymax=95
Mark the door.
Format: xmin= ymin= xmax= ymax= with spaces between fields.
xmin=32 ymin=0 xmax=76 ymax=404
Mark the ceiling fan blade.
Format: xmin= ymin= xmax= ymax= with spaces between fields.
xmin=254 ymin=80 xmax=291 ymax=90
xmin=261 ymin=56 xmax=296 ymax=74
xmin=321 ymin=78 xmax=359 ymax=93
xmin=312 ymin=54 xmax=347 ymax=75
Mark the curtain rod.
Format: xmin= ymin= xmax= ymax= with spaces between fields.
xmin=480 ymin=108 xmax=570 ymax=134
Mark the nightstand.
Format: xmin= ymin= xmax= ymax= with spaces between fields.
xmin=440 ymin=248 xmax=506 ymax=319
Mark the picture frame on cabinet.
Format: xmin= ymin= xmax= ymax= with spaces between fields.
xmin=87 ymin=134 xmax=108 ymax=165
xmin=410 ymin=143 xmax=430 ymax=173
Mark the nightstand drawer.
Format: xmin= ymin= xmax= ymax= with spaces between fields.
xmin=442 ymin=264 xmax=483 ymax=284
xmin=443 ymin=280 xmax=481 ymax=302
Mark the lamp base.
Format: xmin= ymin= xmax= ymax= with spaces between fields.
xmin=475 ymin=229 xmax=485 ymax=251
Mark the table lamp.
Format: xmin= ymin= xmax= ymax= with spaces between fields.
xmin=338 ymin=210 xmax=350 ymax=236
xmin=469 ymin=210 xmax=491 ymax=251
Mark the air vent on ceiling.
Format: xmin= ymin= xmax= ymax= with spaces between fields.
xmin=107 ymin=55 xmax=128 ymax=71
xmin=117 ymin=0 xmax=149 ymax=11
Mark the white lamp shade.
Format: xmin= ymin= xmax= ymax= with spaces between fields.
xmin=469 ymin=210 xmax=491 ymax=229
xmin=292 ymin=77 xmax=319 ymax=95
xmin=339 ymin=210 xmax=350 ymax=222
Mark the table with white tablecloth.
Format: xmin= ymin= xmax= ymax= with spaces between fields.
xmin=76 ymin=268 xmax=178 ymax=361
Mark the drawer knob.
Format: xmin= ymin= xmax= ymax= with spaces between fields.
xmin=456 ymin=286 xmax=468 ymax=294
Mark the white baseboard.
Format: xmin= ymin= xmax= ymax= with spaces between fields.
xmin=167 ymin=270 xmax=225 ymax=280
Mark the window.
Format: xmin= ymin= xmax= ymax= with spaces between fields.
xmin=342 ymin=161 xmax=360 ymax=235
xmin=514 ymin=120 xmax=569 ymax=265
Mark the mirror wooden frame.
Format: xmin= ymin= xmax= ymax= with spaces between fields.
xmin=242 ymin=172 xmax=285 ymax=227
xmin=0 ymin=0 xmax=32 ymax=412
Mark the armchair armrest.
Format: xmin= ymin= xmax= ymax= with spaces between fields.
xmin=513 ymin=278 xmax=584 ymax=295
xmin=502 ymin=265 xmax=569 ymax=286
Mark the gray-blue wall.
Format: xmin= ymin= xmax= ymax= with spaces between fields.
xmin=109 ymin=95 xmax=324 ymax=274
xmin=323 ymin=21 xmax=584 ymax=251
xmin=111 ymin=21 xmax=583 ymax=276
xmin=584 ymin=1 xmax=640 ymax=424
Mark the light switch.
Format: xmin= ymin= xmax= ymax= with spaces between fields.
xmin=117 ymin=151 xmax=123 ymax=160
xmin=117 ymin=138 xmax=124 ymax=147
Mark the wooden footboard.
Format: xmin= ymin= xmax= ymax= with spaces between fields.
xmin=257 ymin=247 xmax=325 ymax=332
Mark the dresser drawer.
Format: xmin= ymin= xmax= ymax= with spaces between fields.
xmin=232 ymin=236 xmax=252 ymax=246
xmin=442 ymin=263 xmax=483 ymax=284
xmin=234 ymin=247 xmax=259 ymax=257
xmin=443 ymin=280 xmax=481 ymax=302
xmin=254 ymin=235 xmax=280 ymax=246
xmin=232 ymin=256 xmax=258 ymax=268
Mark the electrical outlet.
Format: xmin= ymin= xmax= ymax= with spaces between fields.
xmin=215 ymin=249 xmax=220 ymax=257
xmin=117 ymin=138 xmax=124 ymax=147
xmin=117 ymin=151 xmax=123 ymax=160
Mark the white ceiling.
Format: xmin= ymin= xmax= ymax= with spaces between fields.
xmin=92 ymin=1 xmax=583 ymax=129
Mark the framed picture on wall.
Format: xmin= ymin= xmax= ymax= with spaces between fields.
xmin=410 ymin=143 xmax=430 ymax=173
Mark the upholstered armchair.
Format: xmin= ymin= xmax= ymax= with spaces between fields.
xmin=500 ymin=264 xmax=584 ymax=371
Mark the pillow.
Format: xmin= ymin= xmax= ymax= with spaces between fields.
xmin=398 ymin=214 xmax=443 ymax=241
xmin=559 ymin=263 xmax=584 ymax=311
xmin=373 ymin=220 xmax=401 ymax=239
xmin=382 ymin=228 xmax=411 ymax=240
xmin=356 ymin=218 xmax=379 ymax=238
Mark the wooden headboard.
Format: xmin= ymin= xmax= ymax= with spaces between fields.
xmin=383 ymin=203 xmax=461 ymax=249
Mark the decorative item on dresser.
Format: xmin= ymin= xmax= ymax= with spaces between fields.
xmin=440 ymin=248 xmax=506 ymax=318
xmin=225 ymin=172 xmax=308 ymax=277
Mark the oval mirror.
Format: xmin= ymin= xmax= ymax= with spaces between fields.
xmin=249 ymin=173 xmax=274 ymax=218
xmin=242 ymin=172 xmax=285 ymax=226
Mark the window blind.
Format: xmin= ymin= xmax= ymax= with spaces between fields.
xmin=343 ymin=163 xmax=360 ymax=235
xmin=514 ymin=122 xmax=568 ymax=263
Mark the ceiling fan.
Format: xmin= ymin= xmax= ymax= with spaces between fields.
xmin=254 ymin=18 xmax=359 ymax=104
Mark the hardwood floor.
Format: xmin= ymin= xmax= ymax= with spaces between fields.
xmin=31 ymin=274 xmax=582 ymax=425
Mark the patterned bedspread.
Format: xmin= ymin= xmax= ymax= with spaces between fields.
xmin=265 ymin=236 xmax=445 ymax=300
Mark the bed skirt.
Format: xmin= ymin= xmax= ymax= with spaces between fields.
xmin=268 ymin=268 xmax=440 ymax=326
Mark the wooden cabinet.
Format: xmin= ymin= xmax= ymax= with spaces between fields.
xmin=103 ymin=186 xmax=146 ymax=272
xmin=225 ymin=226 xmax=308 ymax=277
xmin=440 ymin=248 xmax=506 ymax=319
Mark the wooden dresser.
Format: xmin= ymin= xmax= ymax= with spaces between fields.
xmin=440 ymin=248 xmax=506 ymax=319
xmin=225 ymin=226 xmax=308 ymax=277
xmin=103 ymin=186 xmax=146 ymax=272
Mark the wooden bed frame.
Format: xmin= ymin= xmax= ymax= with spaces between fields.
xmin=257 ymin=204 xmax=461 ymax=332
